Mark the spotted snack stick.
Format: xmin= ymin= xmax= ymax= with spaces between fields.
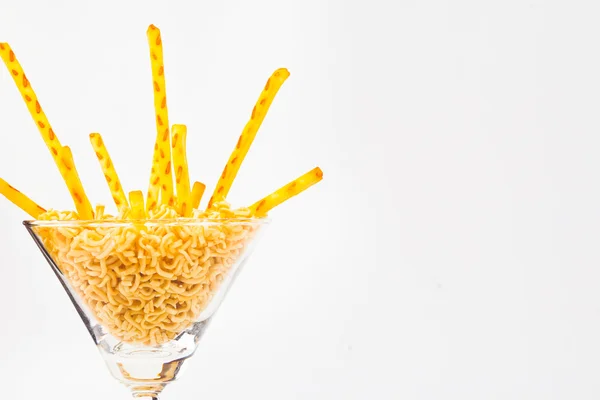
xmin=129 ymin=190 xmax=145 ymax=219
xmin=0 ymin=43 xmax=63 ymax=167
xmin=57 ymin=146 xmax=94 ymax=220
xmin=190 ymin=181 xmax=206 ymax=212
xmin=171 ymin=124 xmax=191 ymax=216
xmin=146 ymin=25 xmax=173 ymax=210
xmin=90 ymin=133 xmax=129 ymax=213
xmin=208 ymin=68 xmax=290 ymax=208
xmin=249 ymin=167 xmax=323 ymax=217
xmin=0 ymin=177 xmax=46 ymax=218
xmin=0 ymin=27 xmax=324 ymax=224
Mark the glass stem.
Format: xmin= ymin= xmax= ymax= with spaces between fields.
xmin=131 ymin=390 xmax=160 ymax=400
xmin=132 ymin=395 xmax=159 ymax=400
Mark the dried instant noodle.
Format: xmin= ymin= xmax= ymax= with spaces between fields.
xmin=36 ymin=202 xmax=256 ymax=345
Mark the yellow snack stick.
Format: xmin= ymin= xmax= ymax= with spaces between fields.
xmin=57 ymin=146 xmax=94 ymax=220
xmin=129 ymin=190 xmax=146 ymax=219
xmin=248 ymin=167 xmax=323 ymax=216
xmin=146 ymin=151 xmax=160 ymax=211
xmin=89 ymin=133 xmax=129 ymax=213
xmin=95 ymin=205 xmax=105 ymax=220
xmin=0 ymin=177 xmax=46 ymax=218
xmin=146 ymin=25 xmax=173 ymax=209
xmin=190 ymin=181 xmax=206 ymax=212
xmin=208 ymin=68 xmax=290 ymax=208
xmin=0 ymin=43 xmax=63 ymax=168
xmin=171 ymin=124 xmax=191 ymax=215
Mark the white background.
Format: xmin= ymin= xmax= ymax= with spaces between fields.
xmin=1 ymin=0 xmax=600 ymax=399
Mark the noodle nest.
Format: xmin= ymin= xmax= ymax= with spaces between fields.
xmin=36 ymin=202 xmax=257 ymax=345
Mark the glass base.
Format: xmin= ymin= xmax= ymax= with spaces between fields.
xmin=98 ymin=320 xmax=211 ymax=393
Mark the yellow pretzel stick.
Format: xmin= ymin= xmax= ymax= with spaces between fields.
xmin=147 ymin=151 xmax=161 ymax=211
xmin=89 ymin=133 xmax=129 ymax=213
xmin=0 ymin=178 xmax=46 ymax=218
xmin=146 ymin=25 xmax=174 ymax=209
xmin=248 ymin=167 xmax=323 ymax=216
xmin=190 ymin=181 xmax=206 ymax=212
xmin=129 ymin=191 xmax=146 ymax=219
xmin=0 ymin=43 xmax=64 ymax=169
xmin=208 ymin=68 xmax=290 ymax=208
xmin=171 ymin=124 xmax=191 ymax=215
xmin=57 ymin=146 xmax=94 ymax=220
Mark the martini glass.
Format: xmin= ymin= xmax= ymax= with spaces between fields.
xmin=24 ymin=218 xmax=269 ymax=400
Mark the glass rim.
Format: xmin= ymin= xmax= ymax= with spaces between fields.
xmin=23 ymin=217 xmax=271 ymax=228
